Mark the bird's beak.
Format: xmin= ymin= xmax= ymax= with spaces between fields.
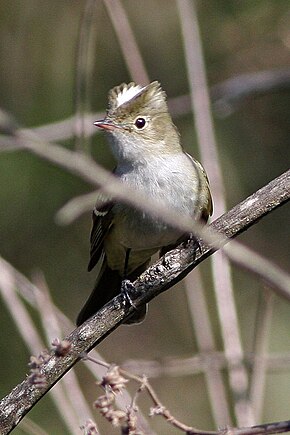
xmin=94 ymin=119 xmax=120 ymax=131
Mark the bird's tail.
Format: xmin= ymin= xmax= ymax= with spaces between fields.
xmin=76 ymin=260 xmax=148 ymax=326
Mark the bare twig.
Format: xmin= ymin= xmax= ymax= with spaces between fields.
xmin=0 ymin=170 xmax=289 ymax=433
xmin=1 ymin=67 xmax=287 ymax=148
xmin=1 ymin=129 xmax=289 ymax=298
xmin=250 ymin=290 xmax=274 ymax=421
xmin=231 ymin=421 xmax=290 ymax=435
xmin=85 ymin=355 xmax=217 ymax=435
xmin=80 ymin=356 xmax=290 ymax=435
xmin=211 ymin=68 xmax=290 ymax=117
xmin=56 ymin=190 xmax=99 ymax=225
xmin=33 ymin=272 xmax=96 ymax=429
xmin=0 ymin=265 xmax=44 ymax=351
xmin=0 ymin=257 xmax=155 ymax=435
xmin=185 ymin=270 xmax=232 ymax=426
xmin=19 ymin=417 xmax=49 ymax=435
xmin=0 ymin=265 xmax=81 ymax=435
xmin=24 ymin=112 xmax=101 ymax=142
xmin=104 ymin=0 xmax=149 ymax=84
xmin=123 ymin=350 xmax=290 ymax=379
xmin=3 ymin=252 xmax=290 ymax=384
xmin=177 ymin=0 xmax=254 ymax=425
xmin=74 ymin=0 xmax=100 ymax=152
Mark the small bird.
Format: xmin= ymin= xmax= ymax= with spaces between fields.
xmin=76 ymin=81 xmax=212 ymax=325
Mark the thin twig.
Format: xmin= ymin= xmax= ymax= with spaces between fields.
xmin=104 ymin=0 xmax=149 ymax=84
xmin=23 ymin=112 xmax=101 ymax=142
xmin=177 ymin=0 xmax=255 ymax=424
xmin=1 ymin=68 xmax=287 ymax=147
xmin=0 ymin=264 xmax=81 ymax=435
xmin=123 ymin=350 xmax=290 ymax=379
xmin=250 ymin=290 xmax=273 ymax=421
xmin=33 ymin=272 xmax=96 ymax=429
xmin=0 ymin=256 xmax=155 ymax=435
xmin=56 ymin=190 xmax=99 ymax=225
xmin=2 ymin=130 xmax=289 ymax=299
xmin=0 ymin=265 xmax=44 ymax=351
xmin=74 ymin=0 xmax=100 ymax=152
xmin=82 ymin=356 xmax=290 ymax=435
xmin=19 ymin=417 xmax=50 ymax=435
xmin=85 ymin=355 xmax=217 ymax=435
xmin=211 ymin=68 xmax=290 ymax=117
xmin=3 ymin=256 xmax=289 ymax=383
xmin=0 ymin=170 xmax=289 ymax=433
xmin=185 ymin=270 xmax=232 ymax=426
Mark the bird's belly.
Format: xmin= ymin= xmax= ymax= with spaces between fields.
xmin=116 ymin=209 xmax=183 ymax=250
xmin=104 ymin=212 xmax=183 ymax=274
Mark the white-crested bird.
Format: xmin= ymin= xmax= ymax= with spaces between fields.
xmin=76 ymin=81 xmax=212 ymax=325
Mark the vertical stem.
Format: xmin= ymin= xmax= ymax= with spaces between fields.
xmin=185 ymin=270 xmax=232 ymax=426
xmin=177 ymin=0 xmax=255 ymax=426
xmin=104 ymin=0 xmax=150 ymax=84
xmin=250 ymin=290 xmax=273 ymax=420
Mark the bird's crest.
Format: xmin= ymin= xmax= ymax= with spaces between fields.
xmin=107 ymin=81 xmax=167 ymax=115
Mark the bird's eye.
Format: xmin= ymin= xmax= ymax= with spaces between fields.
xmin=134 ymin=117 xmax=147 ymax=129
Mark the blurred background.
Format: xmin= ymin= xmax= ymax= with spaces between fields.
xmin=0 ymin=1 xmax=290 ymax=434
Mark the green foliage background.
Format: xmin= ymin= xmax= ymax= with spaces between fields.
xmin=0 ymin=1 xmax=289 ymax=434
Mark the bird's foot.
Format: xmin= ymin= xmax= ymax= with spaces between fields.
xmin=185 ymin=234 xmax=201 ymax=259
xmin=120 ymin=279 xmax=137 ymax=310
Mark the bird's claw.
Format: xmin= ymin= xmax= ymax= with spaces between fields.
xmin=185 ymin=234 xmax=202 ymax=259
xmin=121 ymin=279 xmax=137 ymax=309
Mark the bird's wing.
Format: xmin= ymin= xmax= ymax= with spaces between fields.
xmin=88 ymin=193 xmax=114 ymax=272
xmin=186 ymin=153 xmax=213 ymax=222
xmin=199 ymin=162 xmax=213 ymax=221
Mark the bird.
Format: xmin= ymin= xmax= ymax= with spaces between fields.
xmin=76 ymin=81 xmax=212 ymax=326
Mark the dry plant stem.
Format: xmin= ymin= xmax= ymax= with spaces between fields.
xmin=83 ymin=356 xmax=290 ymax=435
xmin=85 ymin=356 xmax=216 ymax=435
xmin=177 ymin=0 xmax=254 ymax=425
xmin=33 ymin=273 xmax=96 ymax=428
xmin=5 ymin=131 xmax=290 ymax=297
xmin=56 ymin=190 xmax=101 ymax=224
xmin=185 ymin=271 xmax=232 ymax=426
xmin=232 ymin=421 xmax=290 ymax=435
xmin=20 ymin=417 xmax=49 ymax=435
xmin=1 ymin=70 xmax=287 ymax=147
xmin=0 ymin=266 xmax=83 ymax=435
xmin=211 ymin=68 xmax=290 ymax=116
xmin=25 ymin=112 xmax=101 ymax=142
xmin=0 ymin=98 xmax=190 ymax=149
xmin=74 ymin=0 xmax=99 ymax=152
xmin=0 ymin=265 xmax=44 ymax=351
xmin=123 ymin=350 xmax=290 ymax=379
xmin=104 ymin=0 xmax=149 ymax=84
xmin=250 ymin=291 xmax=273 ymax=421
xmin=0 ymin=257 xmax=154 ymax=435
xmin=0 ymin=172 xmax=289 ymax=433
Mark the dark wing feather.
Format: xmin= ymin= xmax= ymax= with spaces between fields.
xmin=88 ymin=201 xmax=114 ymax=271
xmin=185 ymin=153 xmax=213 ymax=222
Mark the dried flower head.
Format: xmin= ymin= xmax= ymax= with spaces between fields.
xmin=80 ymin=419 xmax=99 ymax=435
xmin=94 ymin=391 xmax=115 ymax=409
xmin=103 ymin=408 xmax=127 ymax=427
xmin=27 ymin=350 xmax=50 ymax=389
xmin=28 ymin=372 xmax=47 ymax=389
xmin=51 ymin=338 xmax=71 ymax=357
xmin=99 ymin=365 xmax=128 ymax=394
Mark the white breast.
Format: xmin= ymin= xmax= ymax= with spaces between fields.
xmin=114 ymin=153 xmax=202 ymax=250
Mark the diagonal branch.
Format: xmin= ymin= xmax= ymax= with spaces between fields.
xmin=0 ymin=169 xmax=289 ymax=434
xmin=177 ymin=0 xmax=253 ymax=425
xmin=1 ymin=130 xmax=289 ymax=296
